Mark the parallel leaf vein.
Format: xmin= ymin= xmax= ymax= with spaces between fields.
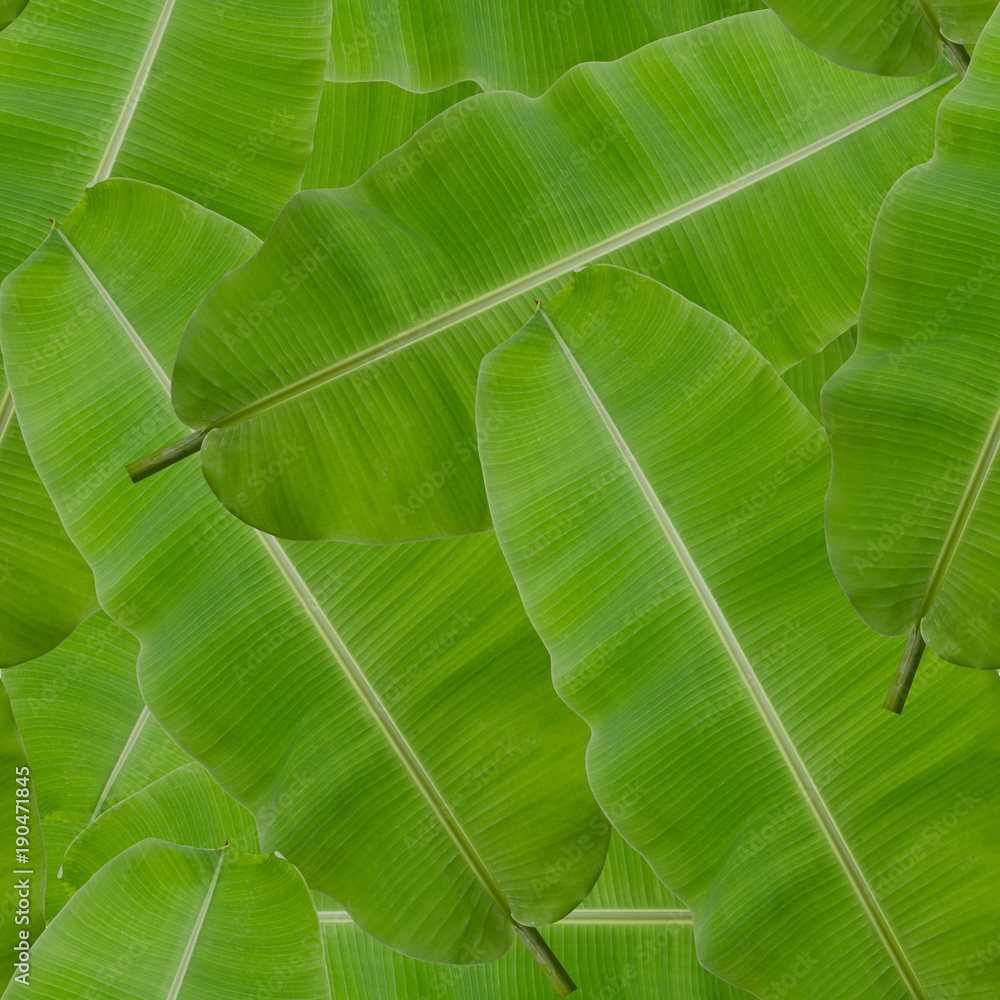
xmin=208 ymin=76 xmax=952 ymax=431
xmin=541 ymin=310 xmax=928 ymax=1000
xmin=92 ymin=0 xmax=178 ymax=184
xmin=61 ymin=230 xmax=518 ymax=935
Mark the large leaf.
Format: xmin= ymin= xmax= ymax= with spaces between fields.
xmin=328 ymin=0 xmax=764 ymax=96
xmin=3 ymin=841 xmax=330 ymax=1000
xmin=825 ymin=8 xmax=1000 ymax=709
xmin=762 ymin=1 xmax=953 ymax=76
xmin=0 ymin=366 xmax=95 ymax=666
xmin=320 ymin=834 xmax=752 ymax=998
xmin=156 ymin=11 xmax=950 ymax=544
xmin=476 ymin=266 xmax=1000 ymax=999
xmin=0 ymin=0 xmax=330 ymax=281
xmin=307 ymin=3 xmax=779 ymax=191
xmin=0 ymin=180 xmax=605 ymax=989
xmin=61 ymin=763 xmax=259 ymax=896
xmin=0 ymin=679 xmax=44 ymax=991
xmin=3 ymin=612 xmax=191 ymax=917
xmin=301 ymin=80 xmax=483 ymax=190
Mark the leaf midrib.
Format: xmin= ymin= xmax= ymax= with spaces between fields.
xmin=92 ymin=0 xmax=178 ymax=184
xmin=541 ymin=310 xmax=928 ymax=1000
xmin=165 ymin=849 xmax=225 ymax=1000
xmin=60 ymin=231 xmax=520 ymax=935
xmin=915 ymin=401 xmax=1000 ymax=626
xmin=89 ymin=705 xmax=151 ymax=824
xmin=205 ymin=76 xmax=953 ymax=432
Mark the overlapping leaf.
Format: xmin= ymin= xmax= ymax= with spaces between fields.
xmin=301 ymin=81 xmax=483 ymax=190
xmin=0 ymin=0 xmax=330 ymax=281
xmin=61 ymin=763 xmax=259 ymax=897
xmin=766 ymin=0 xmax=992 ymax=75
xmin=477 ymin=266 xmax=1000 ymax=999
xmin=825 ymin=7 xmax=1000 ymax=689
xmin=0 ymin=366 xmax=95 ymax=666
xmin=328 ymin=0 xmax=765 ymax=95
xmin=4 ymin=841 xmax=329 ymax=1000
xmin=161 ymin=11 xmax=949 ymax=543
xmin=0 ymin=179 xmax=605 ymax=986
xmin=3 ymin=613 xmax=191 ymax=916
xmin=781 ymin=327 xmax=857 ymax=421
xmin=320 ymin=834 xmax=752 ymax=999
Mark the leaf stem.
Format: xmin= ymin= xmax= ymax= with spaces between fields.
xmin=513 ymin=922 xmax=577 ymax=997
xmin=914 ymin=0 xmax=970 ymax=77
xmin=883 ymin=624 xmax=926 ymax=714
xmin=126 ymin=428 xmax=206 ymax=483
xmin=941 ymin=38 xmax=970 ymax=77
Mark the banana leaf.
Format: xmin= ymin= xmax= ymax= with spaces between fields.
xmin=301 ymin=81 xmax=483 ymax=190
xmin=3 ymin=612 xmax=191 ymax=917
xmin=825 ymin=7 xmax=1000 ymax=709
xmin=3 ymin=841 xmax=330 ymax=1000
xmin=0 ymin=0 xmax=330 ymax=281
xmin=476 ymin=265 xmax=1000 ymax=999
xmin=0 ymin=179 xmax=605 ymax=993
xmin=61 ymin=763 xmax=259 ymax=897
xmin=781 ymin=326 xmax=857 ymax=421
xmin=0 ymin=365 xmax=95 ymax=666
xmin=0 ymin=0 xmax=26 ymax=31
xmin=328 ymin=0 xmax=765 ymax=96
xmin=762 ymin=0 xmax=975 ymax=76
xmin=155 ymin=11 xmax=949 ymax=543
xmin=321 ymin=834 xmax=752 ymax=999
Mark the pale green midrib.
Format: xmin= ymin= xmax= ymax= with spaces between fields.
xmin=316 ymin=908 xmax=693 ymax=925
xmin=165 ymin=850 xmax=225 ymax=1000
xmin=60 ymin=231 xmax=522 ymax=939
xmin=0 ymin=389 xmax=14 ymax=449
xmin=256 ymin=533 xmax=516 ymax=924
xmin=541 ymin=311 xmax=928 ymax=1000
xmin=915 ymin=405 xmax=1000 ymax=627
xmin=206 ymin=77 xmax=953 ymax=432
xmin=89 ymin=705 xmax=151 ymax=824
xmin=57 ymin=231 xmax=172 ymax=392
xmin=92 ymin=0 xmax=178 ymax=183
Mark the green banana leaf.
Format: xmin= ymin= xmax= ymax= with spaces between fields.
xmin=762 ymin=1 xmax=946 ymax=76
xmin=0 ymin=366 xmax=95 ymax=666
xmin=476 ymin=265 xmax=1000 ymax=999
xmin=0 ymin=0 xmax=330 ymax=281
xmin=781 ymin=326 xmax=858 ymax=421
xmin=160 ymin=11 xmax=950 ymax=544
xmin=0 ymin=180 xmax=606 ymax=990
xmin=3 ymin=840 xmax=330 ymax=1000
xmin=61 ymin=763 xmax=259 ymax=897
xmin=0 ymin=679 xmax=44 ymax=992
xmin=328 ymin=0 xmax=764 ymax=96
xmin=301 ymin=81 xmax=483 ymax=190
xmin=307 ymin=3 xmax=782 ymax=192
xmin=321 ymin=834 xmax=752 ymax=998
xmin=825 ymin=8 xmax=1000 ymax=700
xmin=0 ymin=0 xmax=26 ymax=31
xmin=3 ymin=612 xmax=191 ymax=917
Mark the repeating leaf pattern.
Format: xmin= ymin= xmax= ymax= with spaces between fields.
xmin=0 ymin=0 xmax=330 ymax=280
xmin=826 ymin=7 xmax=1000 ymax=703
xmin=328 ymin=0 xmax=766 ymax=95
xmin=477 ymin=266 xmax=1000 ymax=998
xmin=1 ymin=179 xmax=605 ymax=986
xmin=164 ymin=12 xmax=949 ymax=543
